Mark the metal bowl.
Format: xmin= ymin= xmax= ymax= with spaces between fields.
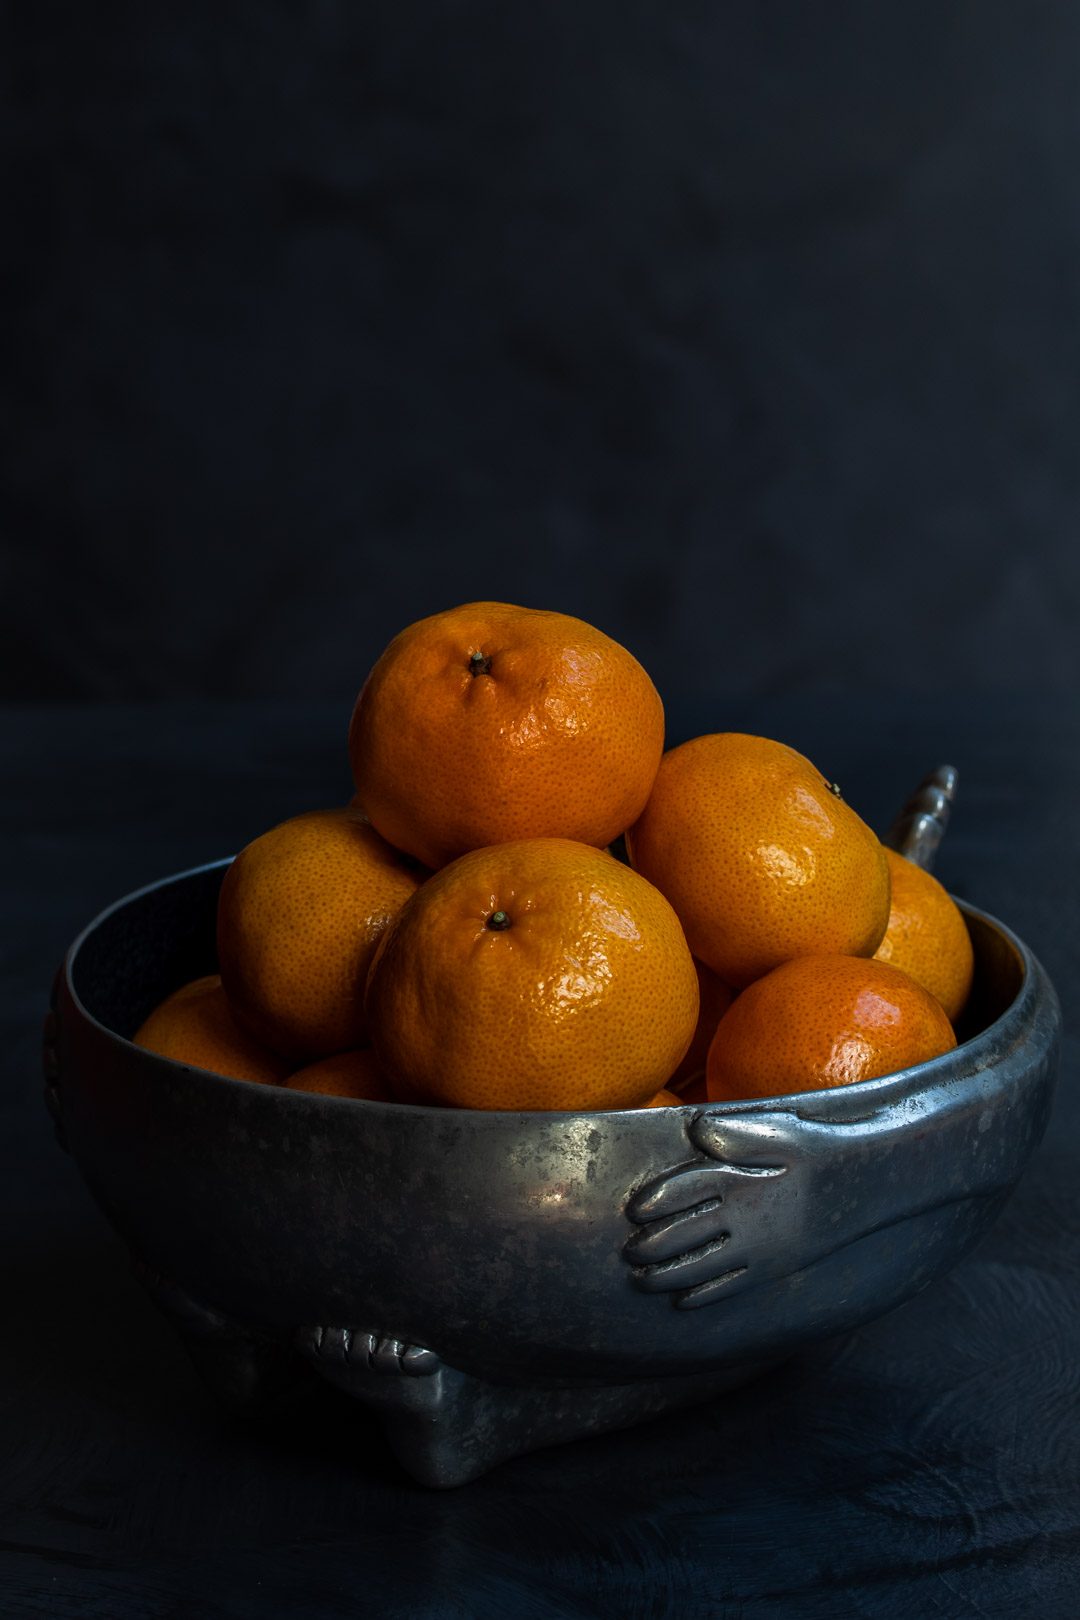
xmin=43 ymin=794 xmax=1061 ymax=1487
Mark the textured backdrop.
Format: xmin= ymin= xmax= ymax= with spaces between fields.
xmin=4 ymin=1 xmax=1080 ymax=702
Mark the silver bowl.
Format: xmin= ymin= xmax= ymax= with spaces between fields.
xmin=43 ymin=772 xmax=1061 ymax=1486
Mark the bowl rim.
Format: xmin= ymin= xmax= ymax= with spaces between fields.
xmin=61 ymin=855 xmax=1049 ymax=1122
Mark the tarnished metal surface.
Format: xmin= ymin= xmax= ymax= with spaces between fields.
xmin=45 ymin=799 xmax=1061 ymax=1486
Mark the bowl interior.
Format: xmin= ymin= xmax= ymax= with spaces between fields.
xmin=71 ymin=862 xmax=225 ymax=1040
xmin=69 ymin=859 xmax=1027 ymax=1063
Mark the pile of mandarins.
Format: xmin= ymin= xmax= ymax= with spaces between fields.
xmin=135 ymin=603 xmax=974 ymax=1111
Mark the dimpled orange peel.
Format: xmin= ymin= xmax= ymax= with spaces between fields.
xmin=626 ymin=733 xmax=891 ymax=988
xmin=285 ymin=1049 xmax=398 ymax=1100
xmin=706 ymin=954 xmax=957 ymax=1101
xmin=874 ymin=847 xmax=974 ymax=1023
xmin=217 ymin=808 xmax=425 ymax=1063
xmin=133 ymin=975 xmax=289 ymax=1086
xmin=348 ymin=602 xmax=665 ymax=870
xmin=363 ymin=838 xmax=700 ymax=1111
xmin=666 ymin=958 xmax=735 ymax=1091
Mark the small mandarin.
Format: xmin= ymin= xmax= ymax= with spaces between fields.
xmin=627 ymin=733 xmax=891 ymax=988
xmin=706 ymin=955 xmax=957 ymax=1102
xmin=364 ymin=838 xmax=700 ymax=1111
xmin=217 ymin=808 xmax=425 ymax=1063
xmin=286 ymin=1049 xmax=397 ymax=1100
xmin=874 ymin=848 xmax=974 ymax=1023
xmin=133 ymin=975 xmax=288 ymax=1086
xmin=349 ymin=602 xmax=665 ymax=869
xmin=666 ymin=959 xmax=734 ymax=1091
xmin=644 ymin=1088 xmax=684 ymax=1107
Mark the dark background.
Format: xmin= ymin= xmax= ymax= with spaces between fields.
xmin=4 ymin=0 xmax=1080 ymax=705
xmin=4 ymin=7 xmax=1080 ymax=1617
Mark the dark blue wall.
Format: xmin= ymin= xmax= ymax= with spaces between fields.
xmin=6 ymin=2 xmax=1079 ymax=702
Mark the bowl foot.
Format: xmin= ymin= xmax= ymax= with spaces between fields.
xmin=296 ymin=1321 xmax=783 ymax=1487
xmin=136 ymin=1268 xmax=779 ymax=1485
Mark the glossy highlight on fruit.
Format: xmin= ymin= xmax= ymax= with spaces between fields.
xmin=627 ymin=733 xmax=891 ymax=988
xmin=349 ymin=602 xmax=665 ymax=869
xmin=364 ymin=838 xmax=700 ymax=1111
xmin=706 ymin=954 xmax=957 ymax=1101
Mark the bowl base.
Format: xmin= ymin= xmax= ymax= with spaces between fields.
xmin=299 ymin=1325 xmax=787 ymax=1487
xmin=136 ymin=1259 xmax=783 ymax=1487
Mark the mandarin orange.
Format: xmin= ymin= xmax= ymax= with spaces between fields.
xmin=666 ymin=959 xmax=734 ymax=1091
xmin=364 ymin=838 xmax=699 ymax=1111
xmin=874 ymin=848 xmax=974 ymax=1023
xmin=133 ymin=974 xmax=288 ymax=1085
xmin=706 ymin=955 xmax=957 ymax=1102
xmin=644 ymin=1088 xmax=684 ymax=1107
xmin=217 ymin=808 xmax=425 ymax=1063
xmin=286 ymin=1049 xmax=397 ymax=1100
xmin=626 ymin=733 xmax=890 ymax=988
xmin=348 ymin=602 xmax=665 ymax=870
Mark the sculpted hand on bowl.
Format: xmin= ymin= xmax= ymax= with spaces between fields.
xmin=625 ymin=1089 xmax=1032 ymax=1310
xmin=297 ymin=1326 xmax=441 ymax=1385
xmin=624 ymin=1113 xmax=790 ymax=1305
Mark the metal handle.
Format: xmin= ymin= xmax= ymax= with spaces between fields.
xmin=882 ymin=764 xmax=958 ymax=872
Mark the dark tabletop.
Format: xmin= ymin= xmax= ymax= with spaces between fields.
xmin=2 ymin=695 xmax=1077 ymax=1619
